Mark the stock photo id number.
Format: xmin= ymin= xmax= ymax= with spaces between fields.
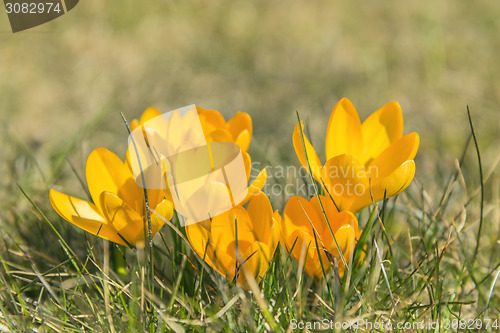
xmin=3 ymin=0 xmax=78 ymax=32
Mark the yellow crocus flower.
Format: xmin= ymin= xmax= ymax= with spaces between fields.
xmin=293 ymin=98 xmax=420 ymax=213
xmin=283 ymin=195 xmax=360 ymax=279
xmin=130 ymin=106 xmax=252 ymax=152
xmin=127 ymin=105 xmax=267 ymax=222
xmin=185 ymin=191 xmax=281 ymax=286
xmin=50 ymin=148 xmax=173 ymax=247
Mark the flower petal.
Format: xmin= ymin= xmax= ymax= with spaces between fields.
xmin=236 ymin=241 xmax=270 ymax=285
xmin=271 ymin=210 xmax=282 ymax=250
xmin=325 ymin=98 xmax=364 ymax=161
xmin=321 ymin=154 xmax=369 ymax=212
xmin=211 ymin=206 xmax=255 ymax=255
xmin=348 ymin=160 xmax=416 ymax=213
xmin=210 ymin=207 xmax=258 ymax=282
xmin=288 ymin=231 xmax=330 ymax=279
xmin=374 ymin=160 xmax=416 ymax=203
xmin=139 ymin=107 xmax=162 ymax=126
xmin=246 ymin=191 xmax=273 ymax=243
xmin=309 ymin=195 xmax=344 ymax=234
xmin=49 ymin=189 xmax=125 ymax=245
xmin=174 ymin=180 xmax=233 ymax=222
xmin=86 ymin=148 xmax=142 ymax=214
xmin=165 ymin=110 xmax=184 ymax=152
xmin=130 ymin=107 xmax=162 ymax=132
xmin=360 ymin=101 xmax=404 ymax=166
xmin=325 ymin=224 xmax=356 ymax=262
xmin=197 ymin=107 xmax=227 ymax=134
xmin=242 ymin=151 xmax=252 ymax=181
xmin=227 ymin=112 xmax=252 ymax=142
xmin=368 ymin=132 xmax=419 ymax=182
xmin=150 ymin=198 xmax=173 ymax=229
xmin=185 ymin=221 xmax=216 ymax=269
xmin=292 ymin=121 xmax=322 ymax=181
xmin=283 ymin=196 xmax=324 ymax=242
xmin=100 ymin=191 xmax=145 ymax=246
xmin=234 ymin=129 xmax=251 ymax=152
xmin=130 ymin=119 xmax=140 ymax=132
xmin=206 ymin=129 xmax=234 ymax=144
xmin=242 ymin=168 xmax=267 ymax=205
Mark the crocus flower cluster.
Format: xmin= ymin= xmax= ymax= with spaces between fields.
xmin=50 ymin=98 xmax=419 ymax=285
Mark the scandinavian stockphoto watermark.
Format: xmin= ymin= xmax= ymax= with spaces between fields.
xmin=126 ymin=105 xmax=379 ymax=226
xmin=3 ymin=0 xmax=78 ymax=32
xmin=250 ymin=162 xmax=378 ymax=198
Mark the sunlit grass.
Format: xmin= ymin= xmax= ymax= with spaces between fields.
xmin=1 ymin=1 xmax=500 ymax=331
xmin=0 ymin=105 xmax=498 ymax=331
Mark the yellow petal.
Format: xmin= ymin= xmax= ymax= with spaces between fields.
xmin=181 ymin=106 xmax=204 ymax=131
xmin=210 ymin=207 xmax=257 ymax=281
xmin=139 ymin=107 xmax=162 ymax=125
xmin=347 ymin=160 xmax=416 ymax=213
xmin=321 ymin=154 xmax=369 ymax=212
xmin=368 ymin=132 xmax=419 ymax=182
xmin=246 ymin=192 xmax=273 ymax=243
xmin=325 ymin=98 xmax=364 ymax=161
xmin=338 ymin=210 xmax=359 ymax=232
xmin=234 ymin=129 xmax=251 ymax=152
xmin=173 ymin=178 xmax=234 ymax=222
xmin=283 ymin=196 xmax=324 ymax=242
xmin=242 ymin=168 xmax=267 ymax=205
xmin=130 ymin=119 xmax=140 ymax=132
xmin=197 ymin=107 xmax=227 ymax=134
xmin=309 ymin=195 xmax=344 ymax=234
xmin=227 ymin=112 xmax=252 ymax=142
xmin=288 ymin=231 xmax=330 ymax=279
xmin=292 ymin=121 xmax=322 ymax=181
xmin=185 ymin=221 xmax=216 ymax=269
xmin=271 ymin=210 xmax=282 ymax=250
xmin=150 ymin=198 xmax=173 ymax=229
xmin=211 ymin=250 xmax=236 ymax=282
xmin=242 ymin=151 xmax=252 ymax=181
xmin=86 ymin=148 xmax=142 ymax=214
xmin=236 ymin=242 xmax=270 ymax=285
xmin=146 ymin=188 xmax=166 ymax=212
xmin=323 ymin=211 xmax=359 ymax=246
xmin=165 ymin=110 xmax=183 ymax=152
xmin=325 ymin=223 xmax=356 ymax=259
xmin=49 ymin=189 xmax=126 ymax=245
xmin=100 ymin=191 xmax=145 ymax=246
xmin=206 ymin=129 xmax=234 ymax=144
xmin=211 ymin=207 xmax=255 ymax=256
xmin=360 ymin=101 xmax=404 ymax=166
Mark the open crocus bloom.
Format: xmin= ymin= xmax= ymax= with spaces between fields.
xmin=131 ymin=106 xmax=253 ymax=153
xmin=293 ymin=98 xmax=419 ymax=213
xmin=127 ymin=106 xmax=266 ymax=224
xmin=185 ymin=191 xmax=281 ymax=287
xmin=50 ymin=148 xmax=173 ymax=247
xmin=283 ymin=195 xmax=360 ymax=279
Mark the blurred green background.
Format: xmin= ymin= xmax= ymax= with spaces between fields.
xmin=1 ymin=0 xmax=499 ymax=222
